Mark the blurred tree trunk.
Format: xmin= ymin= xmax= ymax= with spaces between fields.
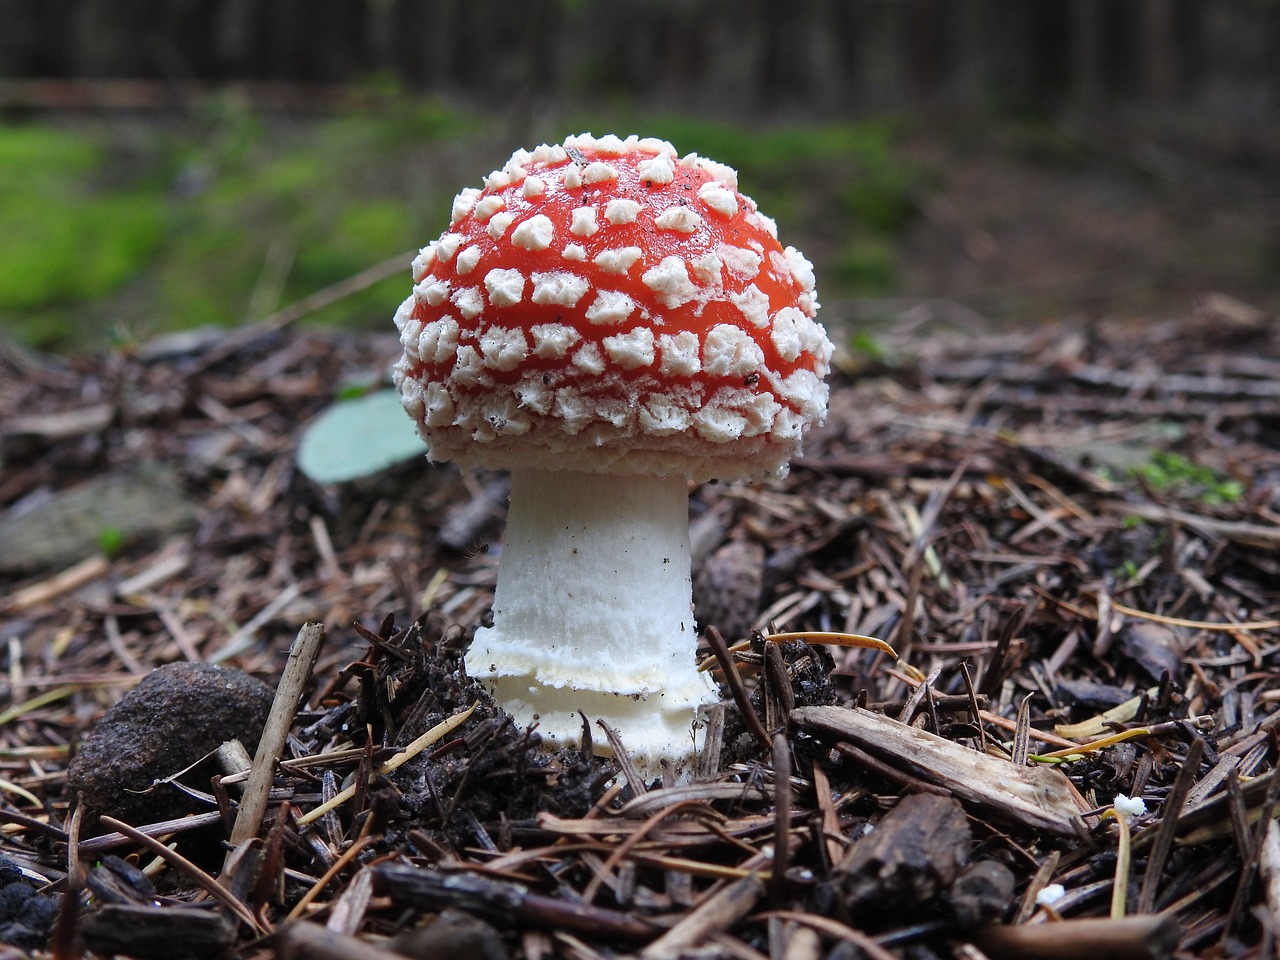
xmin=1140 ymin=0 xmax=1177 ymax=99
xmin=0 ymin=0 xmax=1273 ymax=119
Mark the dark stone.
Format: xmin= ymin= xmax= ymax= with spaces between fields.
xmin=0 ymin=856 xmax=59 ymax=951
xmin=948 ymin=859 xmax=1016 ymax=928
xmin=69 ymin=662 xmax=275 ymax=825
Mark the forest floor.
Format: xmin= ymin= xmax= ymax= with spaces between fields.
xmin=2 ymin=287 xmax=1279 ymax=957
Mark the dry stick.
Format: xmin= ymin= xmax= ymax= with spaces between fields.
xmin=49 ymin=805 xmax=83 ymax=960
xmin=99 ymin=816 xmax=264 ymax=934
xmin=754 ymin=911 xmax=897 ymax=960
xmin=1100 ymin=501 xmax=1280 ymax=549
xmin=285 ymin=833 xmax=373 ymax=923
xmin=1011 ymin=692 xmax=1034 ymax=767
xmin=372 ymin=863 xmax=657 ymax=942
xmin=831 ymin=741 xmax=951 ymax=798
xmin=1104 ymin=808 xmax=1134 ymax=918
xmin=596 ymin=718 xmax=647 ymax=795
xmin=958 ymin=661 xmax=988 ymax=755
xmin=895 ymin=663 xmax=940 ymax=725
xmin=1136 ymin=738 xmax=1204 ymax=912
xmin=763 ymin=642 xmax=794 ymax=734
xmin=810 ymin=761 xmax=845 ymax=868
xmin=1 ymin=555 xmax=110 ymax=614
xmin=1227 ymin=763 xmax=1280 ymax=935
xmin=228 ymin=621 xmax=326 ymax=851
xmin=639 ymin=871 xmax=766 ymax=958
xmin=326 ymin=864 xmax=375 ymax=936
xmin=705 ymin=626 xmax=771 ymax=750
xmin=972 ymin=915 xmax=1181 ymax=960
xmin=1014 ymin=850 xmax=1061 ymax=924
xmin=770 ymin=733 xmax=792 ymax=908
xmin=80 ymin=811 xmax=224 ymax=852
xmin=191 ymin=251 xmax=413 ymax=374
xmin=580 ymin=798 xmax=710 ymax=905
xmin=295 ymin=704 xmax=477 ymax=827
xmin=0 ymin=808 xmax=68 ymax=844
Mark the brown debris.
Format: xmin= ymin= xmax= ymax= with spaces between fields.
xmin=793 ymin=705 xmax=1085 ymax=836
xmin=2 ymin=303 xmax=1280 ymax=956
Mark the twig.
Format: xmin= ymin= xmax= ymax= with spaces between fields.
xmin=372 ymin=864 xmax=658 ymax=942
xmin=191 ymin=252 xmax=413 ymax=374
xmin=971 ymin=915 xmax=1180 ymax=960
xmin=1136 ymin=737 xmax=1203 ymax=913
xmin=596 ymin=719 xmax=647 ymax=795
xmin=1099 ymin=501 xmax=1280 ymax=548
xmin=753 ymin=911 xmax=898 ymax=960
xmin=295 ymin=704 xmax=477 ymax=827
xmin=228 ymin=621 xmax=326 ymax=851
xmin=639 ymin=872 xmax=766 ymax=958
xmin=771 ymin=734 xmax=792 ymax=908
xmin=1103 ymin=807 xmax=1134 ymax=918
xmin=1106 ymin=599 xmax=1280 ymax=632
xmin=208 ymin=583 xmax=304 ymax=663
xmin=99 ymin=815 xmax=265 ymax=934
xmin=285 ymin=834 xmax=373 ymax=922
xmin=704 ymin=626 xmax=770 ymax=750
xmin=78 ymin=811 xmax=224 ymax=852
xmin=1227 ymin=763 xmax=1280 ymax=934
xmin=582 ymin=799 xmax=712 ymax=904
xmin=49 ymin=805 xmax=82 ymax=960
xmin=2 ymin=556 xmax=110 ymax=613
xmin=794 ymin=706 xmax=1083 ymax=836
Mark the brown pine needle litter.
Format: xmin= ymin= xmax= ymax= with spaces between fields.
xmin=3 ymin=303 xmax=1280 ymax=957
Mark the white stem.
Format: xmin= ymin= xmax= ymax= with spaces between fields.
xmin=465 ymin=468 xmax=719 ymax=776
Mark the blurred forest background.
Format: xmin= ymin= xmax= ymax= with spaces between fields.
xmin=0 ymin=0 xmax=1277 ymax=352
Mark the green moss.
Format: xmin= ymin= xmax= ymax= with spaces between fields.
xmin=1131 ymin=452 xmax=1244 ymax=506
xmin=830 ymin=237 xmax=896 ymax=295
xmin=839 ymin=177 xmax=918 ymax=235
xmin=3 ymin=106 xmax=926 ymax=351
xmin=0 ymin=124 xmax=166 ymax=314
xmin=0 ymin=125 xmax=98 ymax=181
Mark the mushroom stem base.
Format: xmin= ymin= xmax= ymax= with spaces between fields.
xmin=465 ymin=468 xmax=719 ymax=779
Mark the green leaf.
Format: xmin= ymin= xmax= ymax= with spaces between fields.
xmin=297 ymin=390 xmax=424 ymax=484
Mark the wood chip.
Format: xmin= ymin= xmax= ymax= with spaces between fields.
xmin=791 ymin=705 xmax=1085 ymax=836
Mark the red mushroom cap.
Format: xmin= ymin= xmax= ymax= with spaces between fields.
xmin=393 ymin=134 xmax=832 ymax=481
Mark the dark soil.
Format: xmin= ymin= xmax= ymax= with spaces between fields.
xmin=1 ymin=295 xmax=1279 ymax=958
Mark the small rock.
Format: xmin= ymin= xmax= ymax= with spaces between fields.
xmin=0 ymin=460 xmax=199 ymax=573
xmin=0 ymin=857 xmax=59 ymax=951
xmin=69 ymin=662 xmax=275 ymax=825
xmin=949 ymin=859 xmax=1016 ymax=928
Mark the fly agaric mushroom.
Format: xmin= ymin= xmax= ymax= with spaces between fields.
xmin=393 ymin=133 xmax=832 ymax=778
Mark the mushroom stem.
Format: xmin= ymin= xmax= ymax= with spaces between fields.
xmin=466 ymin=468 xmax=719 ymax=777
